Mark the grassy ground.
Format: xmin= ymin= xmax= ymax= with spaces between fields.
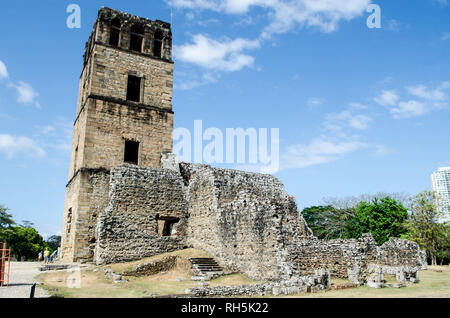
xmin=38 ymin=249 xmax=262 ymax=298
xmin=38 ymin=252 xmax=450 ymax=298
xmin=284 ymin=266 xmax=450 ymax=298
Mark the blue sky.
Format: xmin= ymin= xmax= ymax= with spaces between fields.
xmin=0 ymin=0 xmax=449 ymax=237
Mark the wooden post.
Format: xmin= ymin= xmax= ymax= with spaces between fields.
xmin=0 ymin=243 xmax=5 ymax=287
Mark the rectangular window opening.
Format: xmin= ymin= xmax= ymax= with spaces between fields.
xmin=130 ymin=34 xmax=143 ymax=52
xmin=126 ymin=75 xmax=141 ymax=102
xmin=154 ymin=40 xmax=162 ymax=58
xmin=124 ymin=140 xmax=139 ymax=165
xmin=157 ymin=216 xmax=180 ymax=237
xmin=109 ymin=28 xmax=120 ymax=46
xmin=67 ymin=208 xmax=72 ymax=234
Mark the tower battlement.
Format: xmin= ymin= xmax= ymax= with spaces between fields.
xmin=82 ymin=7 xmax=172 ymax=69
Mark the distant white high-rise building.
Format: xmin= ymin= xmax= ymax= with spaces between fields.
xmin=431 ymin=167 xmax=450 ymax=223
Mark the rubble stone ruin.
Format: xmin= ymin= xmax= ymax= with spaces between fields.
xmin=61 ymin=7 xmax=427 ymax=292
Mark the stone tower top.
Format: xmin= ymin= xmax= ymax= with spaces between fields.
xmin=67 ymin=7 xmax=174 ymax=182
xmin=82 ymin=7 xmax=173 ymax=70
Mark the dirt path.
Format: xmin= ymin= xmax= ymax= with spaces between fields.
xmin=0 ymin=262 xmax=49 ymax=298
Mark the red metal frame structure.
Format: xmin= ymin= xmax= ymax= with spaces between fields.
xmin=0 ymin=242 xmax=11 ymax=287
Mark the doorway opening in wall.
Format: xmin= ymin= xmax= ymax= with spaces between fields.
xmin=124 ymin=140 xmax=139 ymax=165
xmin=156 ymin=216 xmax=180 ymax=236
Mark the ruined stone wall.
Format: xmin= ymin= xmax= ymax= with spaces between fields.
xmin=181 ymin=163 xmax=313 ymax=281
xmin=292 ymin=234 xmax=426 ymax=282
xmin=61 ymin=169 xmax=110 ymax=263
xmin=291 ymin=234 xmax=379 ymax=281
xmin=94 ymin=164 xmax=188 ymax=264
xmin=378 ymin=238 xmax=427 ymax=268
xmin=61 ymin=175 xmax=81 ymax=261
xmin=186 ymin=270 xmax=331 ymax=297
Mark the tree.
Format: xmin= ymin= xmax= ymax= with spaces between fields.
xmin=45 ymin=235 xmax=61 ymax=251
xmin=343 ymin=197 xmax=408 ymax=245
xmin=2 ymin=226 xmax=51 ymax=261
xmin=0 ymin=204 xmax=15 ymax=229
xmin=302 ymin=193 xmax=410 ymax=242
xmin=0 ymin=205 xmax=51 ymax=261
xmin=402 ymin=190 xmax=449 ymax=265
xmin=19 ymin=220 xmax=35 ymax=228
xmin=301 ymin=205 xmax=354 ymax=240
xmin=435 ymin=223 xmax=450 ymax=265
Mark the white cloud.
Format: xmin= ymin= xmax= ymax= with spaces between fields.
xmin=442 ymin=32 xmax=450 ymax=40
xmin=174 ymin=34 xmax=260 ymax=71
xmin=0 ymin=134 xmax=45 ymax=158
xmin=347 ymin=114 xmax=372 ymax=130
xmin=433 ymin=0 xmax=448 ymax=7
xmin=374 ymin=81 xmax=450 ymax=119
xmin=169 ymin=0 xmax=372 ymax=37
xmin=348 ymin=102 xmax=369 ymax=110
xmin=390 ymin=100 xmax=429 ymax=119
xmin=307 ymin=97 xmax=322 ymax=109
xmin=170 ymin=1 xmax=372 ymax=87
xmin=406 ymin=82 xmax=450 ymax=101
xmin=377 ymin=82 xmax=450 ymax=119
xmin=325 ymin=108 xmax=372 ymax=131
xmin=374 ymin=90 xmax=399 ymax=106
xmin=281 ymin=137 xmax=366 ymax=170
xmin=0 ymin=60 xmax=8 ymax=80
xmin=37 ymin=117 xmax=73 ymax=153
xmin=8 ymin=81 xmax=40 ymax=108
xmin=375 ymin=145 xmax=394 ymax=156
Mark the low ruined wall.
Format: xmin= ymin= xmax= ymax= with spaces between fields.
xmin=181 ymin=163 xmax=313 ymax=281
xmin=122 ymin=256 xmax=178 ymax=277
xmin=186 ymin=270 xmax=330 ymax=297
xmin=378 ymin=238 xmax=427 ymax=269
xmin=292 ymin=234 xmax=426 ymax=282
xmin=94 ymin=164 xmax=189 ymax=264
xmin=292 ymin=234 xmax=379 ymax=281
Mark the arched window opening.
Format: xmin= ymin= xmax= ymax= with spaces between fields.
xmin=109 ymin=18 xmax=121 ymax=47
xmin=153 ymin=29 xmax=164 ymax=58
xmin=130 ymin=25 xmax=144 ymax=52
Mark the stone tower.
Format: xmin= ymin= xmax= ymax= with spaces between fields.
xmin=61 ymin=7 xmax=174 ymax=262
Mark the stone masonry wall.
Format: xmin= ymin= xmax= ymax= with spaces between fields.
xmin=94 ymin=164 xmax=188 ymax=264
xmin=181 ymin=163 xmax=313 ymax=281
xmin=64 ymin=158 xmax=427 ymax=282
xmin=291 ymin=234 xmax=426 ymax=283
xmin=186 ymin=270 xmax=331 ymax=297
xmin=61 ymin=169 xmax=110 ymax=263
xmin=62 ymin=169 xmax=110 ymax=263
xmin=82 ymin=98 xmax=173 ymax=170
xmin=91 ymin=45 xmax=173 ymax=111
xmin=62 ymin=7 xmax=175 ymax=258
